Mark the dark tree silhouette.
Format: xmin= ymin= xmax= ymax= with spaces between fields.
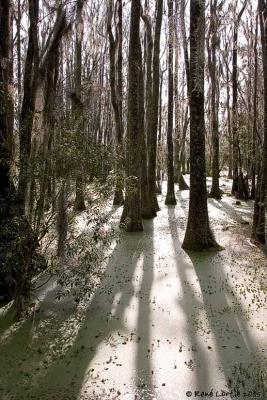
xmin=120 ymin=0 xmax=143 ymax=231
xmin=182 ymin=0 xmax=218 ymax=251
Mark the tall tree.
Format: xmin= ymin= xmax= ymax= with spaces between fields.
xmin=0 ymin=0 xmax=11 ymax=201
xmin=177 ymin=0 xmax=190 ymax=190
xmin=73 ymin=0 xmax=86 ymax=211
xmin=182 ymin=0 xmax=218 ymax=251
xmin=250 ymin=16 xmax=258 ymax=200
xmin=108 ymin=0 xmax=124 ymax=206
xmin=251 ymin=0 xmax=267 ymax=244
xmin=207 ymin=0 xmax=221 ymax=199
xmin=147 ymin=0 xmax=163 ymax=214
xmin=120 ymin=0 xmax=143 ymax=231
xmin=141 ymin=8 xmax=156 ymax=217
xmin=0 ymin=0 xmax=45 ymax=314
xmin=231 ymin=0 xmax=248 ymax=199
xmin=18 ymin=0 xmax=39 ymax=209
xmin=165 ymin=0 xmax=177 ymax=205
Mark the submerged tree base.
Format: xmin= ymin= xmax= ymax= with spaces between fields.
xmin=165 ymin=193 xmax=177 ymax=205
xmin=178 ymin=175 xmax=189 ymax=190
xmin=209 ymin=188 xmax=222 ymax=200
xmin=231 ymin=172 xmax=250 ymax=200
xmin=152 ymin=194 xmax=160 ymax=212
xmin=156 ymin=182 xmax=162 ymax=194
xmin=142 ymin=207 xmax=157 ymax=219
xmin=125 ymin=219 xmax=143 ymax=232
xmin=182 ymin=228 xmax=221 ymax=252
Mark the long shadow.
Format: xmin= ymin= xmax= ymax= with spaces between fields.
xmin=167 ymin=207 xmax=212 ymax=392
xmin=168 ymin=207 xmax=266 ymax=396
xmin=177 ymin=188 xmax=252 ymax=227
xmin=12 ymin=231 xmax=146 ymax=400
xmin=184 ymin=249 xmax=266 ymax=396
xmin=209 ymin=197 xmax=253 ymax=226
xmin=135 ymin=219 xmax=155 ymax=400
xmin=0 ymin=276 xmax=85 ymax=399
xmin=176 ymin=191 xmax=189 ymax=217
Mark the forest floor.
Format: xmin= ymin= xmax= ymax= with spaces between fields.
xmin=0 ymin=177 xmax=266 ymax=400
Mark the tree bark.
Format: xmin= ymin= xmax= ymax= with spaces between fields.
xmin=182 ymin=0 xmax=218 ymax=251
xmin=18 ymin=0 xmax=39 ymax=210
xmin=140 ymin=9 xmax=155 ymax=218
xmin=74 ymin=0 xmax=86 ymax=212
xmin=250 ymin=17 xmax=258 ymax=200
xmin=0 ymin=0 xmax=45 ymax=311
xmin=251 ymin=0 xmax=267 ymax=244
xmin=207 ymin=0 xmax=221 ymax=199
xmin=231 ymin=0 xmax=248 ymax=198
xmin=120 ymin=0 xmax=143 ymax=231
xmin=108 ymin=0 xmax=124 ymax=206
xmin=147 ymin=0 xmax=163 ymax=214
xmin=165 ymin=0 xmax=177 ymax=205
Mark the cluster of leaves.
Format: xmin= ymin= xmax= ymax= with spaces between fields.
xmin=0 ymin=197 xmax=46 ymax=304
xmin=48 ymin=173 xmax=121 ymax=303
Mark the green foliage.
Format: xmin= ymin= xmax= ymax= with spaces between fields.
xmin=46 ymin=173 xmax=121 ymax=303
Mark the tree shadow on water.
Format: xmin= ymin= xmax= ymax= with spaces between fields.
xmin=184 ymin=247 xmax=266 ymax=397
xmin=168 ymin=207 xmax=266 ymax=398
xmin=167 ymin=207 xmax=212 ymax=393
xmin=134 ymin=219 xmax=155 ymax=400
xmin=6 ymin=222 xmax=156 ymax=400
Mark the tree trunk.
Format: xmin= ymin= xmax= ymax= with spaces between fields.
xmin=141 ymin=9 xmax=155 ymax=218
xmin=18 ymin=0 xmax=39 ymax=210
xmin=108 ymin=0 xmax=124 ymax=206
xmin=165 ymin=0 xmax=177 ymax=205
xmin=74 ymin=0 xmax=86 ymax=212
xmin=0 ymin=0 xmax=12 ymax=201
xmin=0 ymin=0 xmax=45 ymax=311
xmin=147 ymin=0 xmax=163 ymax=214
xmin=231 ymin=0 xmax=248 ymax=198
xmin=208 ymin=0 xmax=221 ymax=199
xmin=225 ymin=56 xmax=233 ymax=179
xmin=120 ymin=0 xmax=143 ymax=231
xmin=182 ymin=0 xmax=218 ymax=251
xmin=250 ymin=17 xmax=258 ymax=200
xmin=156 ymin=70 xmax=163 ymax=194
xmin=251 ymin=0 xmax=267 ymax=244
xmin=178 ymin=0 xmax=190 ymax=191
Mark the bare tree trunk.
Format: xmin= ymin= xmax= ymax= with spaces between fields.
xmin=208 ymin=0 xmax=221 ymax=199
xmin=139 ymin=24 xmax=153 ymax=218
xmin=142 ymin=9 xmax=158 ymax=213
xmin=0 ymin=0 xmax=12 ymax=201
xmin=182 ymin=0 xmax=218 ymax=251
xmin=18 ymin=0 xmax=39 ymax=210
xmin=178 ymin=0 xmax=190 ymax=190
xmin=225 ymin=53 xmax=233 ymax=179
xmin=165 ymin=0 xmax=177 ymax=205
xmin=7 ymin=7 xmax=14 ymax=167
xmin=36 ymin=50 xmax=59 ymax=231
xmin=0 ymin=0 xmax=45 ymax=313
xmin=250 ymin=17 xmax=258 ymax=200
xmin=17 ymin=0 xmax=22 ymax=109
xmin=231 ymin=0 xmax=248 ymax=198
xmin=251 ymin=0 xmax=267 ymax=244
xmin=156 ymin=69 xmax=164 ymax=194
xmin=57 ymin=181 xmax=68 ymax=258
xmin=147 ymin=0 xmax=163 ymax=214
xmin=108 ymin=0 xmax=124 ymax=206
xmin=74 ymin=0 xmax=86 ymax=212
xmin=120 ymin=0 xmax=143 ymax=231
